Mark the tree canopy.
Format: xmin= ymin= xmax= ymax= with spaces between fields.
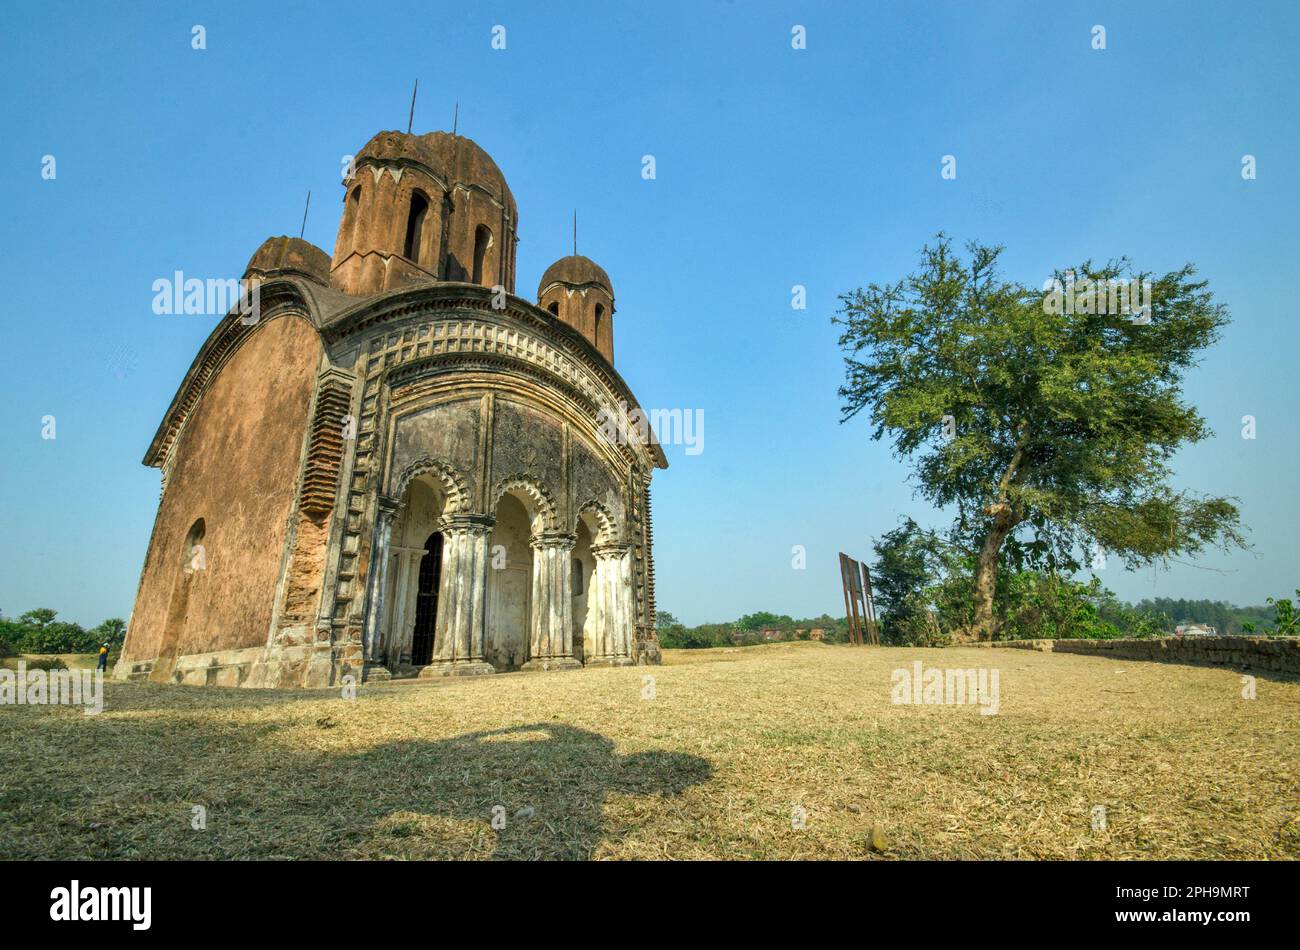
xmin=837 ymin=236 xmax=1246 ymax=639
xmin=0 ymin=609 xmax=126 ymax=655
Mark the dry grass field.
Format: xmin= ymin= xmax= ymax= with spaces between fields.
xmin=1 ymin=641 xmax=1296 ymax=860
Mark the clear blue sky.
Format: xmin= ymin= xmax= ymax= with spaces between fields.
xmin=2 ymin=1 xmax=1297 ymax=627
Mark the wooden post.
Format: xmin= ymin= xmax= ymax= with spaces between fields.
xmin=861 ymin=563 xmax=879 ymax=645
xmin=838 ymin=553 xmax=860 ymax=645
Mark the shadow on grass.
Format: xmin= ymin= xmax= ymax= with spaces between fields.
xmin=0 ymin=712 xmax=711 ymax=861
xmin=354 ymin=723 xmax=712 ymax=859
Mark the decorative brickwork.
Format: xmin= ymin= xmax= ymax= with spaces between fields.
xmin=118 ymin=128 xmax=667 ymax=688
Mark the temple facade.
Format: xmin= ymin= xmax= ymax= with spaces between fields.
xmin=116 ymin=129 xmax=666 ymax=687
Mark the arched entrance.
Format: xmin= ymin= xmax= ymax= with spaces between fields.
xmin=382 ymin=475 xmax=447 ymax=671
xmin=410 ymin=531 xmax=443 ymax=666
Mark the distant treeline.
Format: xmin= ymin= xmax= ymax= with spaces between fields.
xmin=3 ymin=594 xmax=1287 ymax=657
xmin=0 ymin=609 xmax=126 ymax=656
xmin=657 ymin=594 xmax=1292 ymax=649
xmin=655 ymin=611 xmax=851 ymax=649
xmin=1126 ymin=598 xmax=1275 ymax=635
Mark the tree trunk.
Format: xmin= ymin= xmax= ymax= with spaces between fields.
xmin=969 ymin=437 xmax=1028 ymax=643
xmin=970 ymin=520 xmax=1011 ymax=642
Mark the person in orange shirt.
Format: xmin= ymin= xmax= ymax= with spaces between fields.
xmin=96 ymin=643 xmax=109 ymax=673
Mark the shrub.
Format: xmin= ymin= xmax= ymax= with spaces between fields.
xmin=997 ymin=573 xmax=1122 ymax=641
xmin=1242 ymin=590 xmax=1299 ymax=637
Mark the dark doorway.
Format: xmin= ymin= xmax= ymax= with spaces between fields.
xmin=411 ymin=532 xmax=443 ymax=666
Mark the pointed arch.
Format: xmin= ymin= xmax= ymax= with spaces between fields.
xmin=491 ymin=475 xmax=560 ymax=534
xmin=392 ymin=457 xmax=470 ymax=515
xmin=472 ymin=224 xmax=492 ymax=285
xmin=575 ymin=500 xmax=618 ymax=545
xmin=404 ymin=191 xmax=430 ymax=264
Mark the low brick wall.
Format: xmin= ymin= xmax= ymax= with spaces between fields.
xmin=979 ymin=636 xmax=1300 ymax=677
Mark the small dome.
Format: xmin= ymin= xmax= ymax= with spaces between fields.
xmin=244 ymin=236 xmax=330 ymax=285
xmin=355 ymin=130 xmax=515 ymax=215
xmin=538 ymin=255 xmax=613 ymax=297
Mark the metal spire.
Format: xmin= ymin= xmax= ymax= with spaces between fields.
xmin=299 ymin=190 xmax=311 ymax=239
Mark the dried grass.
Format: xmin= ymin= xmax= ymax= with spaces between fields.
xmin=1 ymin=642 xmax=1295 ymax=860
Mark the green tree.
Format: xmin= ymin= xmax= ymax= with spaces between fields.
xmin=871 ymin=518 xmax=946 ymax=644
xmin=91 ymin=618 xmax=127 ymax=649
xmin=836 ymin=237 xmax=1246 ymax=640
xmin=18 ymin=608 xmax=57 ymax=630
xmin=871 ymin=519 xmax=940 ymax=615
xmin=736 ymin=611 xmax=790 ymax=631
xmin=1243 ymin=590 xmax=1299 ymax=637
xmin=998 ymin=573 xmax=1122 ymax=640
xmin=3 ymin=608 xmax=101 ymax=653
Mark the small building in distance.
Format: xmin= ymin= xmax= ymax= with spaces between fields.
xmin=1175 ymin=623 xmax=1219 ymax=638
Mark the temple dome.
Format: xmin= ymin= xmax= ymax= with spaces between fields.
xmin=243 ymin=236 xmax=330 ymax=285
xmin=354 ymin=130 xmax=515 ymax=215
xmin=538 ymin=255 xmax=613 ymax=297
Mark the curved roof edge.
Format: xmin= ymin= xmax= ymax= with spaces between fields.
xmin=143 ymin=279 xmax=667 ymax=472
xmin=142 ymin=276 xmax=336 ymax=467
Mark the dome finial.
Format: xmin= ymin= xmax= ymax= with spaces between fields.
xmin=299 ymin=189 xmax=311 ymax=239
xmin=573 ymin=209 xmax=577 ymax=257
xmin=407 ymin=78 xmax=418 ymax=135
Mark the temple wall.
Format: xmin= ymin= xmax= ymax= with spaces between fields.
xmin=122 ymin=314 xmax=322 ymax=665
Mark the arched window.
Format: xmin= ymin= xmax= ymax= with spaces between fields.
xmin=182 ymin=518 xmax=206 ymax=576
xmin=472 ymin=225 xmax=492 ymax=284
xmin=548 ymin=301 xmax=560 ymax=316
xmin=154 ymin=516 xmax=207 ymax=682
xmin=571 ymin=557 xmax=584 ymax=597
xmin=344 ymin=187 xmax=361 ymax=249
xmin=404 ymin=193 xmax=429 ymax=263
xmin=594 ymin=303 xmax=605 ymax=341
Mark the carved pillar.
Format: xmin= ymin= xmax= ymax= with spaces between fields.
xmin=385 ymin=550 xmax=414 ymax=669
xmin=400 ymin=549 xmax=424 ymax=662
xmin=421 ymin=514 xmax=495 ymax=677
xmin=523 ymin=532 xmax=581 ymax=671
xmin=362 ymin=496 xmax=399 ymax=678
xmin=586 ymin=542 xmax=635 ymax=666
xmin=637 ymin=473 xmax=661 ymax=664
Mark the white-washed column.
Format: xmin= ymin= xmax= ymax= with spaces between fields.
xmin=362 ymin=497 xmax=399 ymax=678
xmin=423 ymin=514 xmax=495 ymax=676
xmin=524 ymin=532 xmax=580 ymax=671
xmin=587 ymin=542 xmax=635 ymax=666
xmin=383 ymin=551 xmax=402 ymax=668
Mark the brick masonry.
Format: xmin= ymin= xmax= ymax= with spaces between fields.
xmin=976 ymin=636 xmax=1300 ymax=677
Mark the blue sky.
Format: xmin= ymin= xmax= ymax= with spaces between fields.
xmin=1 ymin=1 xmax=1297 ymax=626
